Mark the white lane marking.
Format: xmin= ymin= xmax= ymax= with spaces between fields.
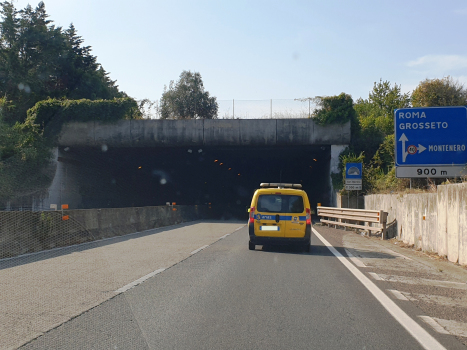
xmin=190 ymin=245 xmax=209 ymax=255
xmin=419 ymin=316 xmax=450 ymax=335
xmin=312 ymin=228 xmax=446 ymax=350
xmin=219 ymin=234 xmax=230 ymax=239
xmin=433 ymin=318 xmax=467 ymax=337
xmin=374 ymin=274 xmax=467 ymax=290
xmin=234 ymin=225 xmax=245 ymax=232
xmin=408 ymin=292 xmax=467 ymax=307
xmin=380 ymin=247 xmax=413 ymax=260
xmin=344 ymin=249 xmax=367 ymax=267
xmin=369 ymin=272 xmax=382 ymax=281
xmin=388 ymin=289 xmax=410 ymax=301
xmin=115 ymin=268 xmax=165 ymax=294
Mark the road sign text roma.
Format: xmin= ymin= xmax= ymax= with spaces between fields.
xmin=394 ymin=106 xmax=467 ymax=178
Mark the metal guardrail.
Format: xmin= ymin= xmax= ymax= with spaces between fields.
xmin=317 ymin=206 xmax=389 ymax=239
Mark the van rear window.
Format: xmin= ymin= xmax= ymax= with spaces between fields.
xmin=257 ymin=195 xmax=304 ymax=213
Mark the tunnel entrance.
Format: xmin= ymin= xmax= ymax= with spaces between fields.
xmin=63 ymin=145 xmax=332 ymax=219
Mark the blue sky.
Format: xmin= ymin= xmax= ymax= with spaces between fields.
xmin=12 ymin=0 xmax=467 ymax=104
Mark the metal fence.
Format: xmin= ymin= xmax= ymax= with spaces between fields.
xmin=139 ymin=99 xmax=316 ymax=119
xmin=217 ymin=99 xmax=315 ymax=119
xmin=0 ymin=210 xmax=93 ymax=259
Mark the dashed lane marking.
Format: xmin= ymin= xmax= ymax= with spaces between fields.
xmin=419 ymin=316 xmax=451 ymax=335
xmin=344 ymin=249 xmax=367 ymax=267
xmin=433 ymin=318 xmax=467 ymax=338
xmin=312 ymin=228 xmax=446 ymax=350
xmin=369 ymin=272 xmax=383 ymax=281
xmin=370 ymin=273 xmax=467 ymax=290
xmin=388 ymin=289 xmax=410 ymax=301
xmin=396 ymin=291 xmax=467 ymax=308
xmin=115 ymin=268 xmax=165 ymax=294
xmin=190 ymin=245 xmax=209 ymax=255
xmin=379 ymin=247 xmax=413 ymax=260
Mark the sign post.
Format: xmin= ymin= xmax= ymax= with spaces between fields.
xmin=345 ymin=163 xmax=362 ymax=208
xmin=394 ymin=107 xmax=467 ymax=178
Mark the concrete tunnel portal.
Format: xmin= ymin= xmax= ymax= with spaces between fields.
xmin=50 ymin=119 xmax=350 ymax=219
xmin=60 ymin=144 xmax=332 ymax=219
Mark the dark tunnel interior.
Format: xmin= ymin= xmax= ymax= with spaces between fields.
xmin=63 ymin=145 xmax=332 ymax=219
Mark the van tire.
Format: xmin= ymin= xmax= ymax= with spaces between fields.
xmin=249 ymin=241 xmax=255 ymax=250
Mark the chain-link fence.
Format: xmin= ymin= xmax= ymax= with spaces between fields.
xmin=139 ymin=99 xmax=316 ymax=119
xmin=217 ymin=99 xmax=314 ymax=119
xmin=0 ymin=210 xmax=93 ymax=259
xmin=0 ymin=205 xmax=208 ymax=259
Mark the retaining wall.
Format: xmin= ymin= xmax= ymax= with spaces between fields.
xmin=0 ymin=205 xmax=208 ymax=259
xmin=365 ymin=183 xmax=467 ymax=265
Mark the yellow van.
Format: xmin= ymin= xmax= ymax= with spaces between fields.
xmin=248 ymin=183 xmax=312 ymax=252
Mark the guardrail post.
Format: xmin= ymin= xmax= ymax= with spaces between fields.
xmin=380 ymin=210 xmax=387 ymax=240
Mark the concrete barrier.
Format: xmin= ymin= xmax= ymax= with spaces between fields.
xmin=0 ymin=205 xmax=208 ymax=259
xmin=365 ymin=183 xmax=467 ymax=265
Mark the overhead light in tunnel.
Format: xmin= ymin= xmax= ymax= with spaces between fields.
xmin=198 ymin=149 xmax=203 ymax=153
xmin=220 ymin=163 xmax=223 ymax=165
xmin=313 ymin=159 xmax=317 ymax=161
xmin=238 ymin=173 xmax=241 ymax=176
xmin=214 ymin=160 xmax=218 ymax=162
xmin=138 ymin=166 xmax=142 ymax=169
xmin=187 ymin=149 xmax=193 ymax=153
xmin=228 ymin=168 xmax=232 ymax=170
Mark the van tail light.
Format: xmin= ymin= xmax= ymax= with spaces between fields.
xmin=249 ymin=207 xmax=255 ymax=224
xmin=306 ymin=208 xmax=312 ymax=225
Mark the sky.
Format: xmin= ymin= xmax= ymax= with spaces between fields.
xmin=11 ymin=0 xmax=467 ymax=107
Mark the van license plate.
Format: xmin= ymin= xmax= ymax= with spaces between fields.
xmin=260 ymin=226 xmax=279 ymax=231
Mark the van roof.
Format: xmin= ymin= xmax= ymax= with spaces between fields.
xmin=259 ymin=183 xmax=302 ymax=189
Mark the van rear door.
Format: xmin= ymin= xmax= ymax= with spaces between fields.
xmin=283 ymin=195 xmax=307 ymax=238
xmin=254 ymin=193 xmax=286 ymax=238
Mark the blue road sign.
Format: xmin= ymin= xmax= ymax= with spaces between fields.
xmin=345 ymin=163 xmax=362 ymax=179
xmin=394 ymin=107 xmax=467 ymax=167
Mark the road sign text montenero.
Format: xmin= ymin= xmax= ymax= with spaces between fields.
xmin=394 ymin=107 xmax=467 ymax=178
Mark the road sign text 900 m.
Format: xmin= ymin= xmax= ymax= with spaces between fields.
xmin=417 ymin=168 xmax=447 ymax=176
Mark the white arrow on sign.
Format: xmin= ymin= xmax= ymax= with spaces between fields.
xmin=418 ymin=144 xmax=426 ymax=154
xmin=399 ymin=133 xmax=408 ymax=162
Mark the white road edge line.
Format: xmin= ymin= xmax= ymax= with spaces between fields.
xmin=344 ymin=248 xmax=367 ymax=267
xmin=312 ymin=227 xmax=446 ymax=350
xmin=190 ymin=245 xmax=209 ymax=255
xmin=388 ymin=289 xmax=410 ymax=301
xmin=419 ymin=316 xmax=450 ymax=335
xmin=115 ymin=268 xmax=166 ymax=294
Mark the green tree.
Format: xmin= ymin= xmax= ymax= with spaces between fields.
xmin=353 ymin=79 xmax=410 ymax=162
xmin=412 ymin=76 xmax=467 ymax=107
xmin=355 ymin=79 xmax=410 ymax=136
xmin=0 ymin=1 xmax=127 ymax=125
xmin=312 ymin=93 xmax=356 ymax=126
xmin=160 ymin=70 xmax=218 ymax=119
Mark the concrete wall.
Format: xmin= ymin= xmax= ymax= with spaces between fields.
xmin=365 ymin=183 xmax=467 ymax=265
xmin=58 ymin=119 xmax=351 ymax=147
xmin=0 ymin=205 xmax=208 ymax=259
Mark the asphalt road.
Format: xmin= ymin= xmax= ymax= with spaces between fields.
xmin=20 ymin=226 xmax=452 ymax=350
